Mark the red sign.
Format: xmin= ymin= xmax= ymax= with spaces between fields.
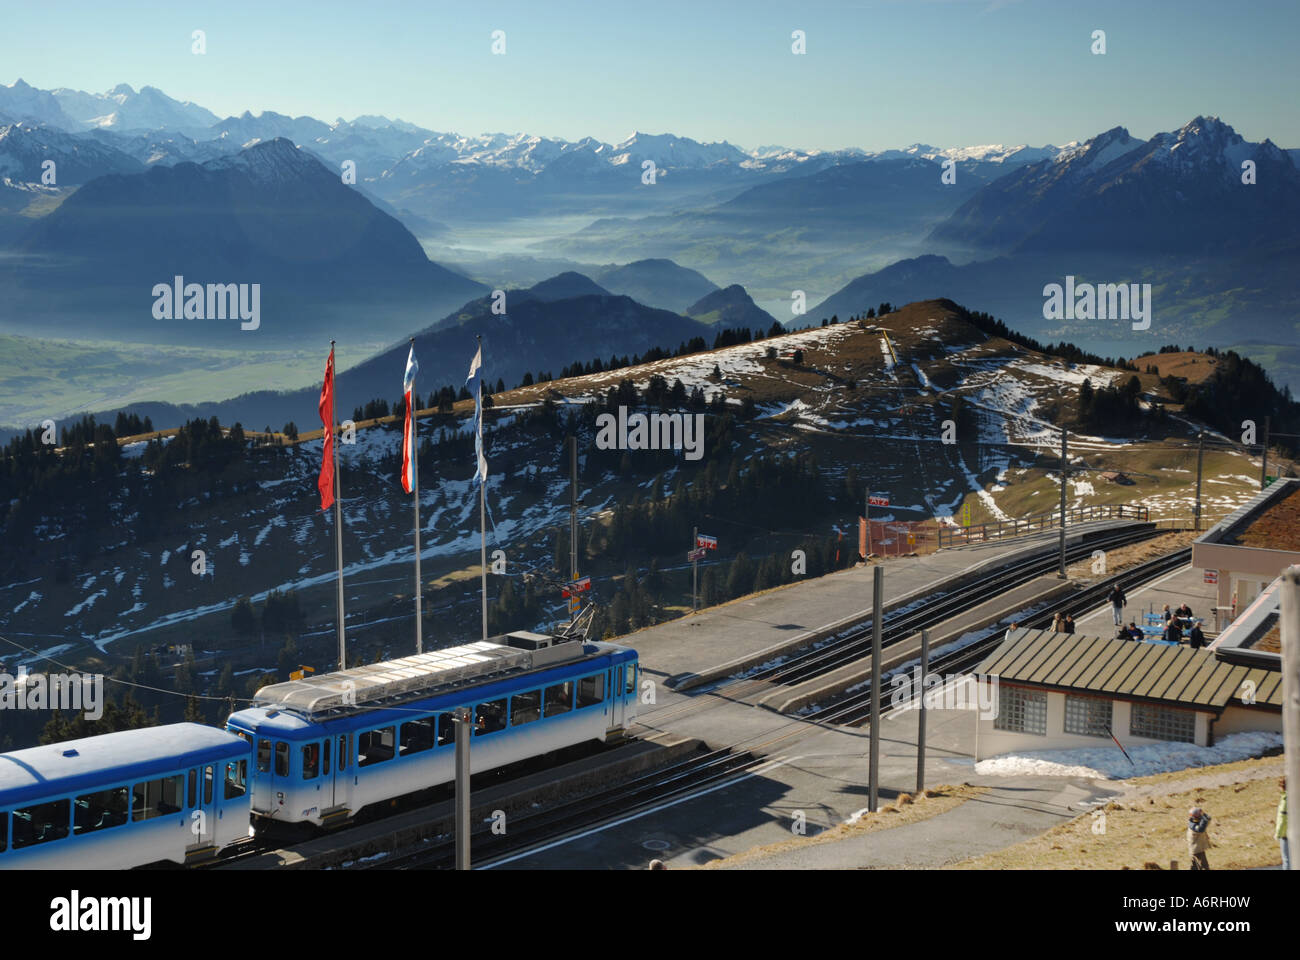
xmin=868 ymin=495 xmax=890 ymax=507
xmin=561 ymin=576 xmax=592 ymax=598
xmin=687 ymin=547 xmax=707 ymax=562
xmin=696 ymin=534 xmax=718 ymax=550
xmin=1204 ymin=570 xmax=1219 ymax=584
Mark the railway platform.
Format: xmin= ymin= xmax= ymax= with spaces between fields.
xmin=649 ymin=517 xmax=1149 ymax=693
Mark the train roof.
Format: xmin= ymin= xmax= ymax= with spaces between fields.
xmin=247 ymin=636 xmax=631 ymax=722
xmin=0 ymin=723 xmax=248 ymax=808
xmin=228 ymin=639 xmax=634 ymax=733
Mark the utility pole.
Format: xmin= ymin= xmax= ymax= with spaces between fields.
xmin=569 ymin=436 xmax=579 ymax=582
xmin=1058 ymin=428 xmax=1068 ymax=579
xmin=917 ymin=628 xmax=929 ymax=794
xmin=454 ymin=706 xmax=472 ymax=870
xmin=691 ymin=525 xmax=699 ymax=613
xmin=869 ymin=565 xmax=882 ymax=812
xmin=1195 ymin=431 xmax=1205 ymax=532
xmin=864 ymin=489 xmax=872 ymax=558
xmin=1280 ymin=567 xmax=1300 ymax=870
xmin=1261 ymin=416 xmax=1271 ymax=491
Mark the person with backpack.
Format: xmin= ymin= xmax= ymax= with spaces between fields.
xmin=1278 ymin=779 xmax=1289 ymax=870
xmin=1108 ymin=584 xmax=1127 ymax=626
xmin=1188 ymin=807 xmax=1212 ymax=870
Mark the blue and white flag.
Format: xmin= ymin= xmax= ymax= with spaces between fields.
xmin=466 ymin=342 xmax=487 ymax=483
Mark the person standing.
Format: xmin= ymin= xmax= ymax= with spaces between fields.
xmin=1278 ymin=780 xmax=1289 ymax=871
xmin=1188 ymin=807 xmax=1212 ymax=870
xmin=1063 ymin=614 xmax=1076 ymax=635
xmin=1052 ymin=613 xmax=1063 ymax=633
xmin=1109 ymin=584 xmax=1127 ymax=626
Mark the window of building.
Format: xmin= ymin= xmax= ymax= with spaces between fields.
xmin=358 ymin=727 xmax=396 ymax=766
xmin=544 ymin=682 xmax=573 ymax=717
xmin=577 ymin=673 xmax=606 ymax=709
xmin=74 ymin=786 xmax=129 ymax=834
xmin=993 ymin=686 xmax=1047 ymax=735
xmin=274 ymin=742 xmax=289 ymax=777
xmin=257 ymin=738 xmax=271 ymax=773
xmin=11 ymin=799 xmax=69 ymax=848
xmin=1064 ymin=695 xmax=1112 ymax=738
xmin=1130 ymin=703 xmax=1196 ymax=743
xmin=511 ymin=690 xmax=541 ymax=726
xmin=225 ymin=760 xmax=247 ymax=799
xmin=475 ymin=699 xmax=507 ymax=735
xmin=302 ymin=742 xmax=320 ymax=780
xmin=132 ymin=775 xmax=183 ymax=822
xmin=400 ymin=717 xmax=435 ymax=755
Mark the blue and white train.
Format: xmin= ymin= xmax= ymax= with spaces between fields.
xmin=226 ymin=632 xmax=638 ymax=827
xmin=0 ymin=631 xmax=638 ymax=867
xmin=0 ymin=723 xmax=251 ymax=869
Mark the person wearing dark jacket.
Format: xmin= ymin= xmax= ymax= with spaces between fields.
xmin=1164 ymin=620 xmax=1184 ymax=644
xmin=1188 ymin=807 xmax=1212 ymax=870
xmin=1063 ymin=615 xmax=1076 ymax=635
xmin=1188 ymin=624 xmax=1206 ymax=649
xmin=1109 ymin=584 xmax=1127 ymax=626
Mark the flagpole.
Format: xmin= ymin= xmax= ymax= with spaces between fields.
xmin=331 ymin=340 xmax=346 ymax=670
xmin=477 ymin=335 xmax=488 ymax=644
xmin=410 ymin=338 xmax=423 ymax=655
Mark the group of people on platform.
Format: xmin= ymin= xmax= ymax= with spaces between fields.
xmin=1106 ymin=585 xmax=1206 ymax=647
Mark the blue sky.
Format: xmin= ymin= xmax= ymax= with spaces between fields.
xmin=8 ymin=0 xmax=1298 ymax=150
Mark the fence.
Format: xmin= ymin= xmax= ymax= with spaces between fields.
xmin=935 ymin=503 xmax=1150 ymax=549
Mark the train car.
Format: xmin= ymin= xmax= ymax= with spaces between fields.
xmin=0 ymin=723 xmax=252 ymax=869
xmin=226 ymin=631 xmax=638 ymax=827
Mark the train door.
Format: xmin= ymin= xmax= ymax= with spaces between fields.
xmin=322 ymin=737 xmax=335 ymax=808
xmin=332 ymin=733 xmax=351 ymax=809
xmin=188 ymin=765 xmax=215 ymax=848
xmin=270 ymin=740 xmax=290 ymax=816
xmin=610 ymin=665 xmax=627 ymax=729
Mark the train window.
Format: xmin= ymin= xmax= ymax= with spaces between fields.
xmin=323 ymin=738 xmax=331 ymax=776
xmin=204 ymin=766 xmax=214 ymax=805
xmin=357 ymin=727 xmax=396 ymax=767
xmin=544 ymin=682 xmax=573 ymax=717
xmin=274 ymin=742 xmax=289 ymax=777
xmin=11 ymin=799 xmax=70 ymax=849
xmin=625 ymin=664 xmax=637 ymax=696
xmin=576 ymin=673 xmax=605 ymax=708
xmin=302 ymin=743 xmax=320 ymax=780
xmin=257 ymin=738 xmax=271 ymax=773
xmin=510 ymin=690 xmax=541 ymax=726
xmin=338 ymin=734 xmax=349 ymax=770
xmin=400 ymin=717 xmax=435 ymax=756
xmin=436 ymin=713 xmax=456 ymax=746
xmin=188 ymin=769 xmax=197 ymax=808
xmin=225 ymin=760 xmax=247 ymax=800
xmin=132 ymin=775 xmax=183 ymax=822
xmin=475 ymin=699 xmax=506 ymax=735
xmin=0 ymin=811 xmax=6 ymax=852
xmin=74 ymin=786 xmax=129 ymax=835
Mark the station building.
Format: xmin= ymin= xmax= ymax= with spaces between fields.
xmin=1192 ymin=478 xmax=1300 ymax=627
xmin=973 ymin=627 xmax=1282 ymax=761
